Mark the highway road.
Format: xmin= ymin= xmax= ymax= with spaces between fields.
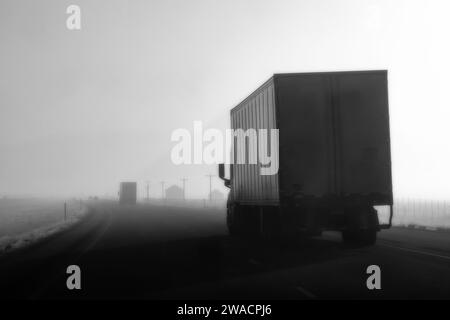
xmin=0 ymin=202 xmax=449 ymax=299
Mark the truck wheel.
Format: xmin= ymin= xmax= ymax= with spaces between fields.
xmin=361 ymin=208 xmax=379 ymax=245
xmin=227 ymin=204 xmax=260 ymax=237
xmin=342 ymin=207 xmax=378 ymax=246
xmin=360 ymin=229 xmax=377 ymax=246
xmin=226 ymin=204 xmax=239 ymax=236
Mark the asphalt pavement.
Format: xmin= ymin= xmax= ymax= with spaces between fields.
xmin=1 ymin=202 xmax=449 ymax=300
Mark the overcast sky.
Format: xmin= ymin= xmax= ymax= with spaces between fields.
xmin=1 ymin=0 xmax=450 ymax=200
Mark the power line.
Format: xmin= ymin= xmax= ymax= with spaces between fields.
xmin=160 ymin=181 xmax=165 ymax=199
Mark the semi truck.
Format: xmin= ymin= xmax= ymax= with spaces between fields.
xmin=219 ymin=70 xmax=393 ymax=245
xmin=119 ymin=182 xmax=137 ymax=205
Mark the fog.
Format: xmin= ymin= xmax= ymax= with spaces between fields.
xmin=1 ymin=0 xmax=449 ymax=200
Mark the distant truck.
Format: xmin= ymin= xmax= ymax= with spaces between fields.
xmin=119 ymin=182 xmax=137 ymax=205
xmin=219 ymin=71 xmax=393 ymax=245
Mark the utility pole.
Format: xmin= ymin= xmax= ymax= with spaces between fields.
xmin=206 ymin=174 xmax=214 ymax=202
xmin=146 ymin=181 xmax=150 ymax=202
xmin=160 ymin=181 xmax=165 ymax=200
xmin=181 ymin=178 xmax=188 ymax=200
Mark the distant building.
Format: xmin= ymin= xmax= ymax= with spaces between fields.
xmin=165 ymin=185 xmax=184 ymax=200
xmin=209 ymin=189 xmax=224 ymax=201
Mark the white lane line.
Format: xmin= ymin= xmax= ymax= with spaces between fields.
xmin=380 ymin=243 xmax=450 ymax=261
xmin=296 ymin=285 xmax=317 ymax=299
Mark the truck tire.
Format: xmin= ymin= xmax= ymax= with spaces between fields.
xmin=226 ymin=204 xmax=239 ymax=236
xmin=360 ymin=229 xmax=377 ymax=246
xmin=342 ymin=207 xmax=379 ymax=246
xmin=227 ymin=204 xmax=260 ymax=237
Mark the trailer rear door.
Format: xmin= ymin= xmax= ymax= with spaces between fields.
xmin=334 ymin=71 xmax=392 ymax=204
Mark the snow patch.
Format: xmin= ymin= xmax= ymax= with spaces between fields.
xmin=0 ymin=207 xmax=88 ymax=255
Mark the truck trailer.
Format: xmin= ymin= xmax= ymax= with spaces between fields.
xmin=219 ymin=70 xmax=393 ymax=245
xmin=119 ymin=182 xmax=137 ymax=205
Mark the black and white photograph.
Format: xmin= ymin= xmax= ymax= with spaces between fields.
xmin=1 ymin=0 xmax=450 ymax=310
